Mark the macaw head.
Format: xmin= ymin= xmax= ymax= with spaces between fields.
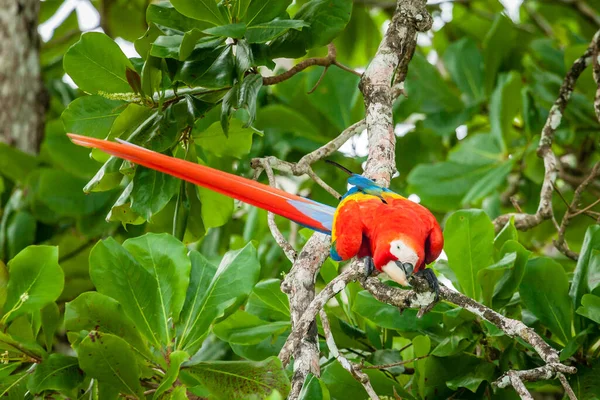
xmin=374 ymin=235 xmax=422 ymax=287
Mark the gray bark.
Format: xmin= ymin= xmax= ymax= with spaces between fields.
xmin=0 ymin=0 xmax=46 ymax=154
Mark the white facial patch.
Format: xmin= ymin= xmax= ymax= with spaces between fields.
xmin=389 ymin=239 xmax=418 ymax=267
xmin=382 ymin=261 xmax=409 ymax=286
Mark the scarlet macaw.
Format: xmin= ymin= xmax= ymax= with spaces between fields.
xmin=68 ymin=134 xmax=443 ymax=297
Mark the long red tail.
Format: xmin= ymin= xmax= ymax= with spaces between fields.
xmin=68 ymin=134 xmax=335 ymax=233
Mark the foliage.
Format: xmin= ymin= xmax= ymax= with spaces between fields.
xmin=0 ymin=0 xmax=599 ymax=398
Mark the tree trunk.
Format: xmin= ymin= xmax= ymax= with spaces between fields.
xmin=0 ymin=0 xmax=45 ymax=154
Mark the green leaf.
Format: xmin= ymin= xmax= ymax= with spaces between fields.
xmin=170 ymin=0 xmax=227 ymax=26
xmin=147 ymin=2 xmax=212 ymax=33
xmin=245 ymin=0 xmax=292 ymax=25
xmin=197 ymin=186 xmax=234 ymax=230
xmin=180 ymin=357 xmax=290 ymax=400
xmin=0 ymin=261 xmax=7 ymax=312
xmin=246 ymin=279 xmax=290 ymax=321
xmin=570 ymin=225 xmax=600 ymax=327
xmin=130 ymin=166 xmax=180 ymax=221
xmin=352 ymin=291 xmax=442 ymax=331
xmin=299 ymin=374 xmax=330 ymax=400
xmin=236 ymin=74 xmax=262 ymax=127
xmin=177 ymin=243 xmax=261 ymax=353
xmin=478 ymin=252 xmax=517 ymax=307
xmin=462 ymin=159 xmax=514 ymax=205
xmin=232 ymin=0 xmax=252 ymax=20
xmin=195 ymin=118 xmax=261 ymax=158
xmin=576 ymin=294 xmax=600 ymax=325
xmin=489 ymin=71 xmax=521 ymax=151
xmin=5 ymin=211 xmax=36 ymax=261
xmin=177 ymin=46 xmax=234 ymax=88
xmin=77 ymin=332 xmax=145 ymax=399
xmin=64 ymin=292 xmax=152 ymax=359
xmin=2 ymin=246 xmax=64 ymax=324
xmin=204 ymin=23 xmax=247 ymax=38
xmin=520 ymin=257 xmax=573 ymax=344
xmin=40 ymin=302 xmax=60 ymax=352
xmin=443 ymin=38 xmax=485 ymax=105
xmin=492 ymin=240 xmax=531 ymax=309
xmin=444 ymin=210 xmax=495 ymax=300
xmin=89 ymin=238 xmax=167 ymax=347
xmin=0 ymin=142 xmax=38 ymax=182
xmin=494 ymin=216 xmax=517 ymax=252
xmin=61 ymin=95 xmax=127 ymax=139
xmin=246 ymin=19 xmax=309 ymax=43
xmin=123 ymin=233 xmax=191 ymax=326
xmin=27 ymin=354 xmax=83 ymax=395
xmin=213 ymin=310 xmax=289 ymax=344
xmin=483 ymin=15 xmax=517 ymax=95
xmin=445 ymin=361 xmax=495 ymax=392
xmin=569 ymin=359 xmax=600 ymax=400
xmin=0 ymin=372 xmax=28 ymax=398
xmin=269 ymin=0 xmax=352 ymax=58
xmin=153 ymin=350 xmax=189 ymax=400
xmin=64 ymin=32 xmax=134 ymax=94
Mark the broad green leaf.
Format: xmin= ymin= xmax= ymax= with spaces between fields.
xmin=246 ymin=279 xmax=290 ymax=321
xmin=130 ymin=166 xmax=180 ymax=221
xmin=64 ymin=32 xmax=134 ymax=94
xmin=84 ymin=156 xmax=124 ymax=193
xmin=246 ymin=19 xmax=309 ymax=43
xmin=150 ymin=36 xmax=183 ymax=59
xmin=61 ymin=95 xmax=126 ymax=139
xmin=462 ymin=159 xmax=514 ymax=205
xmin=232 ymin=0 xmax=252 ymax=20
xmin=478 ymin=252 xmax=517 ymax=307
xmin=170 ymin=386 xmax=190 ymax=400
xmin=520 ymin=257 xmax=572 ymax=344
xmin=170 ymin=0 xmax=226 ymax=26
xmin=153 ymin=350 xmax=189 ymax=400
xmin=269 ymin=0 xmax=352 ymax=58
xmin=245 ymin=0 xmax=292 ymax=25
xmin=180 ymin=357 xmax=290 ymax=400
xmin=77 ymin=333 xmax=145 ymax=399
xmin=35 ymin=169 xmax=112 ymax=217
xmin=570 ymin=225 xmax=600 ymax=329
xmin=444 ymin=210 xmax=495 ymax=300
xmin=5 ymin=211 xmax=36 ymax=260
xmin=40 ymin=302 xmax=60 ymax=352
xmin=197 ymin=186 xmax=234 ymax=230
xmin=147 ymin=2 xmax=212 ymax=32
xmin=204 ymin=23 xmax=247 ymax=38
xmin=576 ymin=294 xmax=600 ymax=325
xmin=256 ymin=104 xmax=320 ymax=141
xmin=448 ymin=133 xmax=503 ymax=167
xmin=123 ymin=233 xmax=191 ymax=326
xmin=494 ymin=216 xmax=517 ymax=252
xmin=2 ymin=246 xmax=64 ymax=324
xmin=299 ymin=374 xmax=330 ymax=400
xmin=177 ymin=244 xmax=261 ymax=353
xmin=0 ymin=142 xmax=38 ymax=182
xmin=445 ymin=361 xmax=496 ymax=392
xmin=195 ymin=118 xmax=261 ymax=158
xmin=236 ymin=74 xmax=263 ymax=127
xmin=213 ymin=310 xmax=289 ymax=344
xmin=177 ymin=46 xmax=234 ymax=88
xmin=0 ymin=372 xmax=28 ymax=398
xmin=89 ymin=238 xmax=167 ymax=347
xmin=0 ymin=261 xmax=7 ymax=312
xmin=27 ymin=354 xmax=83 ymax=394
xmin=492 ymin=240 xmax=531 ymax=309
xmin=483 ymin=15 xmax=517 ymax=94
xmin=489 ymin=71 xmax=521 ymax=151
xmin=443 ymin=38 xmax=485 ymax=105
xmin=569 ymin=359 xmax=600 ymax=400
xmin=321 ymin=360 xmax=414 ymax=400
xmin=352 ymin=291 xmax=442 ymax=331
xmin=64 ymin=292 xmax=152 ymax=359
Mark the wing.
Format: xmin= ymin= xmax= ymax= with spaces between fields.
xmin=424 ymin=219 xmax=444 ymax=264
xmin=68 ymin=134 xmax=335 ymax=234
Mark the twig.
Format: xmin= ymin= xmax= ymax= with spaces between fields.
xmin=507 ymin=371 xmax=534 ymax=400
xmin=362 ymin=355 xmax=428 ymax=369
xmin=493 ymin=29 xmax=600 ymax=232
xmin=255 ymin=159 xmax=297 ymax=262
xmin=592 ymin=33 xmax=600 ymax=122
xmin=319 ymin=309 xmax=379 ymax=400
xmin=554 ymin=162 xmax=600 ymax=260
xmin=560 ymin=373 xmax=578 ymax=400
xmin=262 ymin=44 xmax=360 ymax=86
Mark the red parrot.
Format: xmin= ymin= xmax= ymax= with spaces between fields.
xmin=67 ymin=134 xmax=443 ymax=297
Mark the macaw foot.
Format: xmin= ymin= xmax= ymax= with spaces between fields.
xmin=415 ymin=268 xmax=440 ymax=302
xmin=363 ymin=257 xmax=375 ymax=278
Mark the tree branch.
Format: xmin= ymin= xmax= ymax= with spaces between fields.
xmin=493 ymin=29 xmax=600 ymax=232
xmin=262 ymin=44 xmax=360 ymax=86
xmin=319 ymin=309 xmax=379 ymax=400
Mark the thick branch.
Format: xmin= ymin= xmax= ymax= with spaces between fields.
xmin=493 ymin=29 xmax=600 ymax=232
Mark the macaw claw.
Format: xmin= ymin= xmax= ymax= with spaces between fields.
xmin=364 ymin=257 xmax=375 ymax=277
xmin=415 ymin=268 xmax=440 ymax=302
